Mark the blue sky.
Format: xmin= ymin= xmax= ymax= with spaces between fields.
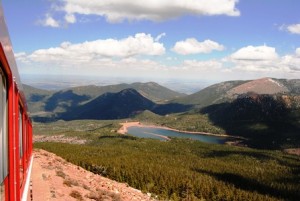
xmin=2 ymin=0 xmax=300 ymax=85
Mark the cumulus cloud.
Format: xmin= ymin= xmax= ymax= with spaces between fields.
xmin=39 ymin=14 xmax=60 ymax=27
xmin=230 ymin=45 xmax=278 ymax=61
xmin=281 ymin=55 xmax=300 ymax=71
xmin=279 ymin=48 xmax=300 ymax=71
xmin=172 ymin=38 xmax=225 ymax=55
xmin=22 ymin=33 xmax=165 ymax=64
xmin=14 ymin=52 xmax=27 ymax=58
xmin=228 ymin=45 xmax=282 ymax=74
xmin=65 ymin=13 xmax=76 ymax=24
xmin=287 ymin=23 xmax=300 ymax=34
xmin=296 ymin=48 xmax=300 ymax=56
xmin=14 ymin=52 xmax=30 ymax=63
xmin=54 ymin=0 xmax=240 ymax=24
xmin=15 ymin=38 xmax=300 ymax=81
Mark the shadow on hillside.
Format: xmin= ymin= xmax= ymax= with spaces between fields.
xmin=203 ymin=149 xmax=270 ymax=161
xmin=32 ymin=102 xmax=193 ymax=123
xmin=202 ymin=149 xmax=300 ymax=169
xmin=86 ymin=124 xmax=114 ymax=132
xmin=199 ymin=94 xmax=300 ymax=149
xmin=98 ymin=135 xmax=137 ymax=140
xmin=29 ymin=94 xmax=47 ymax=102
xmin=193 ymin=168 xmax=299 ymax=201
xmin=152 ymin=103 xmax=193 ymax=115
xmin=45 ymin=90 xmax=90 ymax=112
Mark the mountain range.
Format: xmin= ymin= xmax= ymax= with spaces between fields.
xmin=24 ymin=77 xmax=300 ymax=122
xmin=23 ymin=82 xmax=188 ymax=122
xmin=174 ymin=78 xmax=300 ymax=107
xmin=24 ymin=77 xmax=300 ymax=148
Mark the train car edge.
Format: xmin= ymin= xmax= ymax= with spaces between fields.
xmin=0 ymin=3 xmax=33 ymax=201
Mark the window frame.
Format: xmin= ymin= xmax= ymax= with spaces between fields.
xmin=0 ymin=66 xmax=8 ymax=200
xmin=18 ymin=107 xmax=23 ymax=158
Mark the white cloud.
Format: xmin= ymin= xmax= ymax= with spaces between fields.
xmin=65 ymin=13 xmax=76 ymax=24
xmin=229 ymin=45 xmax=282 ymax=74
xmin=172 ymin=39 xmax=225 ymax=55
xmin=16 ymin=40 xmax=300 ymax=81
xmin=281 ymin=55 xmax=300 ymax=71
xmin=279 ymin=48 xmax=300 ymax=71
xmin=287 ymin=23 xmax=300 ymax=34
xmin=230 ymin=45 xmax=278 ymax=61
xmin=14 ymin=52 xmax=27 ymax=58
xmin=22 ymin=33 xmax=165 ymax=64
xmin=155 ymin=33 xmax=166 ymax=42
xmin=39 ymin=14 xmax=60 ymax=27
xmin=14 ymin=52 xmax=30 ymax=63
xmin=183 ymin=60 xmax=223 ymax=70
xmin=296 ymin=48 xmax=300 ymax=56
xmin=56 ymin=0 xmax=239 ymax=24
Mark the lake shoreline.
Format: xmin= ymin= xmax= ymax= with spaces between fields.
xmin=117 ymin=121 xmax=234 ymax=138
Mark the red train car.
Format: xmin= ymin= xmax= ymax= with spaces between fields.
xmin=0 ymin=4 xmax=33 ymax=201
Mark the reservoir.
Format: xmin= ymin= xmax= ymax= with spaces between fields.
xmin=127 ymin=126 xmax=228 ymax=144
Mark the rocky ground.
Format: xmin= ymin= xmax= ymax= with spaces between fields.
xmin=31 ymin=149 xmax=156 ymax=201
xmin=34 ymin=135 xmax=88 ymax=144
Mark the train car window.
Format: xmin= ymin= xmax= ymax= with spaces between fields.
xmin=19 ymin=109 xmax=23 ymax=158
xmin=0 ymin=68 xmax=8 ymax=201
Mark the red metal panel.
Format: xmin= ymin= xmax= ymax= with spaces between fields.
xmin=4 ymin=178 xmax=9 ymax=201
xmin=7 ymin=77 xmax=15 ymax=201
xmin=15 ymin=91 xmax=20 ymax=201
xmin=19 ymin=106 xmax=25 ymax=197
xmin=28 ymin=123 xmax=32 ymax=156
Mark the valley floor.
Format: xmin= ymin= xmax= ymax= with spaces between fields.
xmin=30 ymin=149 xmax=155 ymax=201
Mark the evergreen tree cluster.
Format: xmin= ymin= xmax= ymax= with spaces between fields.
xmin=35 ymin=136 xmax=300 ymax=201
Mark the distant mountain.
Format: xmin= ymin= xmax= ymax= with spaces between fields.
xmin=172 ymin=80 xmax=247 ymax=107
xmin=202 ymin=93 xmax=292 ymax=122
xmin=169 ymin=78 xmax=300 ymax=149
xmin=60 ymin=89 xmax=156 ymax=120
xmin=275 ymin=78 xmax=300 ymax=94
xmin=44 ymin=90 xmax=90 ymax=113
xmin=200 ymin=92 xmax=300 ymax=149
xmin=61 ymin=82 xmax=185 ymax=103
xmin=24 ymin=78 xmax=300 ymax=127
xmin=173 ymin=78 xmax=300 ymax=107
xmin=227 ymin=78 xmax=289 ymax=96
xmin=23 ymin=84 xmax=54 ymax=114
xmin=23 ymin=82 xmax=185 ymax=120
xmin=23 ymin=84 xmax=53 ymax=101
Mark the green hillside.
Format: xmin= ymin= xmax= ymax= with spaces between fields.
xmin=23 ymin=82 xmax=186 ymax=120
xmin=34 ymin=120 xmax=300 ymax=201
xmin=172 ymin=78 xmax=300 ymax=107
xmin=61 ymin=82 xmax=185 ymax=103
xmin=275 ymin=79 xmax=300 ymax=94
xmin=60 ymin=89 xmax=156 ymax=120
xmin=172 ymin=80 xmax=247 ymax=107
xmin=26 ymin=78 xmax=300 ymax=148
xmin=23 ymin=84 xmax=54 ymax=114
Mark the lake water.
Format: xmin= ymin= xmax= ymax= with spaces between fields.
xmin=127 ymin=126 xmax=228 ymax=144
